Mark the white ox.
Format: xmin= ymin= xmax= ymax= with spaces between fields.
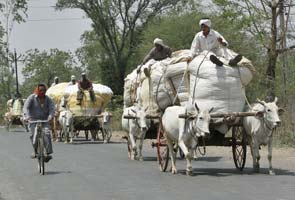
xmin=58 ymin=110 xmax=74 ymax=144
xmin=162 ymin=104 xmax=213 ymax=175
xmin=122 ymin=105 xmax=150 ymax=161
xmin=243 ymin=97 xmax=283 ymax=175
xmin=101 ymin=111 xmax=112 ymax=143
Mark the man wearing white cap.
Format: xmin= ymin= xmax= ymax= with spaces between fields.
xmin=142 ymin=38 xmax=172 ymax=65
xmin=139 ymin=38 xmax=172 ymax=76
xmin=51 ymin=76 xmax=59 ymax=87
xmin=68 ymin=75 xmax=76 ymax=86
xmin=190 ymin=18 xmax=242 ymax=66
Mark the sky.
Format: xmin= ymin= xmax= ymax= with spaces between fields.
xmin=8 ymin=0 xmax=92 ymax=82
xmin=10 ymin=0 xmax=92 ymax=55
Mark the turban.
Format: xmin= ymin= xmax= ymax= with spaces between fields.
xmin=199 ymin=19 xmax=211 ymax=28
xmin=153 ymin=38 xmax=165 ymax=47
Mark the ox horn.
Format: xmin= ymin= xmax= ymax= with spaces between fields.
xmin=209 ymin=107 xmax=214 ymax=113
xmin=194 ymin=102 xmax=200 ymax=112
xmin=257 ymin=98 xmax=266 ymax=106
xmin=274 ymin=97 xmax=278 ymax=103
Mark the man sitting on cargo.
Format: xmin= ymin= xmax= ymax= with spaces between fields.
xmin=138 ymin=38 xmax=172 ymax=76
xmin=190 ymin=18 xmax=242 ymax=67
xmin=76 ymin=73 xmax=96 ymax=105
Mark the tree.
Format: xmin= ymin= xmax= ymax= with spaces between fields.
xmin=56 ymin=0 xmax=188 ymax=94
xmin=212 ymin=0 xmax=295 ymax=101
xmin=21 ymin=49 xmax=77 ymax=96
xmin=0 ymin=0 xmax=28 ymax=117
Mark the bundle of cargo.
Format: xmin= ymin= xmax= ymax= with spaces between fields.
xmin=123 ymin=49 xmax=255 ymax=133
xmin=46 ymin=82 xmax=69 ymax=108
xmin=188 ymin=50 xmax=255 ymax=133
xmin=63 ymin=83 xmax=113 ymax=116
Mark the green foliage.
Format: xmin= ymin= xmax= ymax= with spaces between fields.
xmin=105 ymin=95 xmax=123 ymax=131
xmin=0 ymin=0 xmax=28 ymax=23
xmin=21 ymin=49 xmax=78 ymax=96
xmin=127 ymin=12 xmax=203 ymax=73
xmin=56 ymin=0 xmax=188 ymax=94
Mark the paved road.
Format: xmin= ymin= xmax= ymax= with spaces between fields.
xmin=0 ymin=128 xmax=294 ymax=200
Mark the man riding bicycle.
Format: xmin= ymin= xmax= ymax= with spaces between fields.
xmin=23 ymin=83 xmax=55 ymax=162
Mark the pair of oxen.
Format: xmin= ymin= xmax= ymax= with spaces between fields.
xmin=51 ymin=102 xmax=112 ymax=144
xmin=122 ymin=97 xmax=283 ymax=176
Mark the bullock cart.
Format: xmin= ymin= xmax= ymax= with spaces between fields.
xmin=4 ymin=99 xmax=28 ymax=132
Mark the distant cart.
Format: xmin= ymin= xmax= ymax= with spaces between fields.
xmin=72 ymin=115 xmax=106 ymax=141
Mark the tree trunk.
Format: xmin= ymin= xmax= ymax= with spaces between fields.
xmin=266 ymin=1 xmax=279 ymax=102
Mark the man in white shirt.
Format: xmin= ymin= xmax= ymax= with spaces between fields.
xmin=190 ymin=18 xmax=242 ymax=66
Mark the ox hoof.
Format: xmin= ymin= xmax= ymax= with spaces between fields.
xmin=171 ymin=168 xmax=177 ymax=174
xmin=64 ymin=140 xmax=68 ymax=144
xmin=186 ymin=170 xmax=193 ymax=176
xmin=103 ymin=140 xmax=107 ymax=144
xmin=269 ymin=170 xmax=275 ymax=176
xmin=139 ymin=157 xmax=144 ymax=161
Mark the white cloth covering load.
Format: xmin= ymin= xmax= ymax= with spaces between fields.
xmin=199 ymin=18 xmax=211 ymax=27
xmin=188 ymin=50 xmax=253 ymax=133
xmin=46 ymin=83 xmax=113 ymax=116
xmin=153 ymin=38 xmax=165 ymax=46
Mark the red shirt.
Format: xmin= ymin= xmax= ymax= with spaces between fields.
xmin=78 ymin=79 xmax=92 ymax=90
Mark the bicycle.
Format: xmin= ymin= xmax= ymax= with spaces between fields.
xmin=29 ymin=120 xmax=49 ymax=175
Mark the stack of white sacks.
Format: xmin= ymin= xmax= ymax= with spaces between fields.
xmin=123 ymin=49 xmax=255 ymax=133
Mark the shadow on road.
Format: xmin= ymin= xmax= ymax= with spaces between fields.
xmin=195 ymin=156 xmax=223 ymax=162
xmin=71 ymin=141 xmax=124 ymax=145
xmin=174 ymin=167 xmax=295 ymax=177
xmin=143 ymin=156 xmax=157 ymax=161
xmin=45 ymin=170 xmax=72 ymax=175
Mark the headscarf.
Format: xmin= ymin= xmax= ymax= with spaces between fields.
xmin=153 ymin=38 xmax=165 ymax=47
xmin=34 ymin=83 xmax=47 ymax=98
xmin=199 ymin=18 xmax=211 ymax=28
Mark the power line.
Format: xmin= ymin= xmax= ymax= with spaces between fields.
xmin=29 ymin=6 xmax=56 ymax=9
xmin=27 ymin=17 xmax=89 ymax=22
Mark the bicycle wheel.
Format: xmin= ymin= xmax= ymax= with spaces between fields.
xmin=37 ymin=137 xmax=45 ymax=175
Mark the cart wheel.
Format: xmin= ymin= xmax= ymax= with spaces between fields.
xmin=156 ymin=123 xmax=169 ymax=172
xmin=232 ymin=126 xmax=247 ymax=171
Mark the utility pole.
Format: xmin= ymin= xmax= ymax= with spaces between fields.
xmin=14 ymin=49 xmax=20 ymax=95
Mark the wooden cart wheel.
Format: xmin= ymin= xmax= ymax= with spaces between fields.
xmin=156 ymin=123 xmax=169 ymax=172
xmin=232 ymin=126 xmax=247 ymax=171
